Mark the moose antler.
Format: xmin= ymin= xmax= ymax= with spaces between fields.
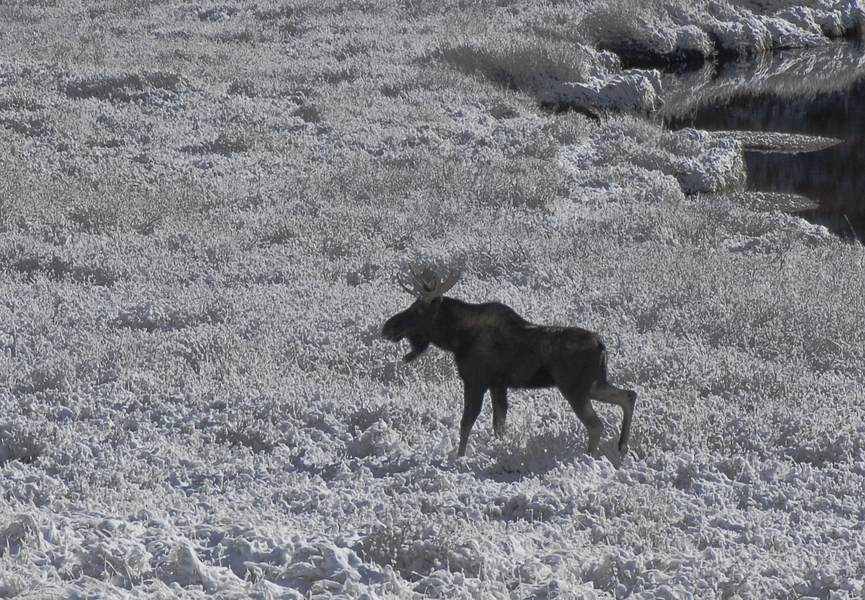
xmin=399 ymin=265 xmax=460 ymax=302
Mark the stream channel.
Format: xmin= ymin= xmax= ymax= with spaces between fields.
xmin=660 ymin=42 xmax=865 ymax=240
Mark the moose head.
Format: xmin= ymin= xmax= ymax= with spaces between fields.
xmin=381 ymin=267 xmax=460 ymax=362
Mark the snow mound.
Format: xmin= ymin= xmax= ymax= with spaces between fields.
xmin=711 ymin=130 xmax=843 ymax=153
xmin=540 ymin=70 xmax=663 ymax=115
xmin=561 ymin=122 xmax=746 ymax=195
xmin=597 ymin=0 xmax=864 ymax=65
xmin=724 ymin=190 xmax=820 ymax=212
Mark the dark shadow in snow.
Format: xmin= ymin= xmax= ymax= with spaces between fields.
xmin=180 ymin=134 xmax=251 ymax=157
xmin=11 ymin=255 xmax=119 ymax=286
xmin=63 ymin=72 xmax=186 ymax=105
xmin=449 ymin=423 xmax=628 ymax=483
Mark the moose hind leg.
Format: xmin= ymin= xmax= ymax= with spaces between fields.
xmin=561 ymin=386 xmax=603 ymax=458
xmin=491 ymin=387 xmax=508 ymax=438
xmin=590 ymin=381 xmax=637 ymax=454
xmin=458 ymin=384 xmax=487 ymax=457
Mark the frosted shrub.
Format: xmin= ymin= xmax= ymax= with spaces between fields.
xmin=438 ymin=38 xmax=592 ymax=98
xmin=0 ymin=422 xmax=50 ymax=465
xmin=583 ymin=0 xmax=697 ymax=60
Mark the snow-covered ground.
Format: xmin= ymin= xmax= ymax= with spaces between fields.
xmin=1 ymin=1 xmax=864 ymax=598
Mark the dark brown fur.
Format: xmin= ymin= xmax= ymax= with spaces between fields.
xmin=382 ymin=295 xmax=637 ymax=457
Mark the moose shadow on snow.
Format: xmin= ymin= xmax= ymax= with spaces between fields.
xmin=473 ymin=407 xmax=633 ymax=483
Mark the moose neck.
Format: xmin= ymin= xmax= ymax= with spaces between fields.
xmin=429 ymin=297 xmax=477 ymax=355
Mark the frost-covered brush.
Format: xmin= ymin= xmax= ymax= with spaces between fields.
xmin=381 ymin=267 xmax=637 ymax=458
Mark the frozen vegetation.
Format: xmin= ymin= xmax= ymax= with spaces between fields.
xmin=1 ymin=0 xmax=864 ymax=598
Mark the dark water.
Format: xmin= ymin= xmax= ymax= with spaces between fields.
xmin=663 ymin=44 xmax=865 ymax=240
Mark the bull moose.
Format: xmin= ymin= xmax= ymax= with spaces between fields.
xmin=381 ymin=267 xmax=637 ymax=458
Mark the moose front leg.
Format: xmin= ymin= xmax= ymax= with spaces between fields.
xmin=457 ymin=383 xmax=487 ymax=457
xmin=491 ymin=387 xmax=508 ymax=438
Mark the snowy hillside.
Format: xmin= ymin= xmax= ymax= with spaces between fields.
xmin=1 ymin=0 xmax=864 ymax=598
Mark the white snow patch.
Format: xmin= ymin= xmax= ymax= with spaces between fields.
xmin=540 ymin=70 xmax=663 ymax=115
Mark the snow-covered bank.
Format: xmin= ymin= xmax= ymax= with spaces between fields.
xmin=1 ymin=1 xmax=864 ymax=598
xmin=587 ymin=0 xmax=864 ymax=68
